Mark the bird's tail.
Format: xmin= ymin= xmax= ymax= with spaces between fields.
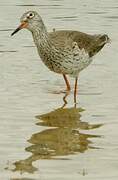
xmin=97 ymin=34 xmax=111 ymax=45
xmin=89 ymin=34 xmax=110 ymax=57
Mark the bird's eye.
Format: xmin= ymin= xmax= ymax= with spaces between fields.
xmin=27 ymin=12 xmax=34 ymax=19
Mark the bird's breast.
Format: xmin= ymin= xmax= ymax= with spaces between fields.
xmin=36 ymin=42 xmax=93 ymax=76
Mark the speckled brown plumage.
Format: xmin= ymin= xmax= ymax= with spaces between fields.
xmin=11 ymin=11 xmax=110 ymax=104
xmin=49 ymin=30 xmax=109 ymax=57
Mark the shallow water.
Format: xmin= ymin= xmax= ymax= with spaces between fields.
xmin=0 ymin=0 xmax=118 ymax=179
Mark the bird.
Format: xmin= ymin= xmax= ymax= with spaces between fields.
xmin=11 ymin=11 xmax=110 ymax=104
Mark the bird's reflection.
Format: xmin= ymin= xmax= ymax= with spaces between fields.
xmin=12 ymin=94 xmax=103 ymax=174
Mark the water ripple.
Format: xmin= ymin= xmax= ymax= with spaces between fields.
xmin=53 ymin=16 xmax=78 ymax=19
xmin=87 ymin=11 xmax=107 ymax=15
xmin=104 ymin=15 xmax=118 ymax=19
xmin=0 ymin=29 xmax=14 ymax=32
xmin=0 ymin=50 xmax=17 ymax=53
xmin=16 ymin=4 xmax=62 ymax=7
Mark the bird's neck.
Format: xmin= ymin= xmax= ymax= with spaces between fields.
xmin=31 ymin=25 xmax=62 ymax=68
xmin=31 ymin=26 xmax=53 ymax=52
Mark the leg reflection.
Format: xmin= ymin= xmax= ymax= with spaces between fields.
xmin=62 ymin=91 xmax=70 ymax=108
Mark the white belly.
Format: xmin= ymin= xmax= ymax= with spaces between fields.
xmin=60 ymin=47 xmax=93 ymax=77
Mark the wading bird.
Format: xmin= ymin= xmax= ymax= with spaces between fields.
xmin=11 ymin=11 xmax=110 ymax=104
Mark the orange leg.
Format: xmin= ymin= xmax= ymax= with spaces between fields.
xmin=63 ymin=74 xmax=71 ymax=92
xmin=74 ymin=76 xmax=78 ymax=104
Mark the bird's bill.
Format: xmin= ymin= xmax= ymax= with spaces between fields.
xmin=11 ymin=21 xmax=28 ymax=36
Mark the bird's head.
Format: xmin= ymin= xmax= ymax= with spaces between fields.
xmin=11 ymin=11 xmax=44 ymax=36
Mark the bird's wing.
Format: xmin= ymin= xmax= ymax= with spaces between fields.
xmin=49 ymin=30 xmax=109 ymax=57
xmin=49 ymin=30 xmax=94 ymax=50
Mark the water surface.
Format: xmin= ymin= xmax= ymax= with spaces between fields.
xmin=0 ymin=0 xmax=118 ymax=180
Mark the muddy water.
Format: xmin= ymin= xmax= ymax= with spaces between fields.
xmin=0 ymin=0 xmax=118 ymax=179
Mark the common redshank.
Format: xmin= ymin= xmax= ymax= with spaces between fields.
xmin=11 ymin=11 xmax=110 ymax=104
